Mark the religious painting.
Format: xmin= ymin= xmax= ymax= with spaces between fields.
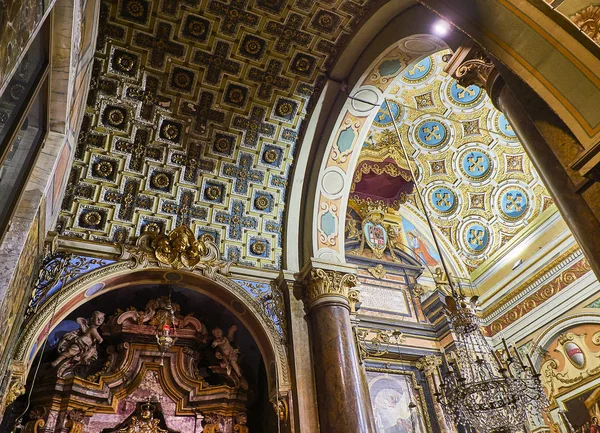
xmin=561 ymin=386 xmax=600 ymax=432
xmin=366 ymin=368 xmax=427 ymax=433
xmin=399 ymin=219 xmax=440 ymax=268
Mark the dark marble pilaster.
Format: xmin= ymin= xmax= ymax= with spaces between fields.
xmin=445 ymin=40 xmax=600 ymax=279
xmin=300 ymin=261 xmax=375 ymax=433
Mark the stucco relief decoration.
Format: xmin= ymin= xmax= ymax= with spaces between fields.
xmin=540 ymin=331 xmax=600 ymax=402
xmin=59 ymin=0 xmax=384 ymax=270
xmin=316 ymin=43 xmax=553 ymax=267
xmin=131 ymin=225 xmax=232 ymax=276
xmin=483 ymin=255 xmax=590 ymax=336
xmin=332 ymin=117 xmax=362 ymax=164
xmin=571 ymin=5 xmax=600 ymax=44
xmin=318 ymin=202 xmax=339 ymax=247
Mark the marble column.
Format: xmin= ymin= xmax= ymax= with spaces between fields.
xmin=300 ymin=261 xmax=376 ymax=433
xmin=445 ymin=40 xmax=600 ymax=279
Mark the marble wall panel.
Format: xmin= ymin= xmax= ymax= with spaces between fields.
xmin=0 ymin=0 xmax=52 ymax=94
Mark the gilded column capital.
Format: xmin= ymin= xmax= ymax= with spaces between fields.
xmin=443 ymin=39 xmax=504 ymax=106
xmin=416 ymin=355 xmax=442 ymax=373
xmin=305 ymin=268 xmax=358 ymax=306
xmin=299 ymin=260 xmax=360 ymax=309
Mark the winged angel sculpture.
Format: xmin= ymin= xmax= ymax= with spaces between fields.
xmin=52 ymin=311 xmax=105 ymax=376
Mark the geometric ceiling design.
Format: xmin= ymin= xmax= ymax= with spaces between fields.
xmin=359 ymin=50 xmax=554 ymax=271
xmin=58 ymin=0 xmax=379 ymax=269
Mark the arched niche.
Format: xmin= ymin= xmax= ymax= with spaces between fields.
xmin=531 ymin=316 xmax=600 ymax=430
xmin=7 ymin=283 xmax=278 ymax=433
xmin=10 ymin=264 xmax=290 ymax=405
xmin=299 ymin=32 xmax=465 ymax=274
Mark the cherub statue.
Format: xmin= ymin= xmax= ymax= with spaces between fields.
xmin=52 ymin=311 xmax=105 ymax=372
xmin=212 ymin=326 xmax=243 ymax=378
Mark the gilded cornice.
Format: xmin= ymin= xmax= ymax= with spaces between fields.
xmin=480 ymin=244 xmax=581 ymax=322
xmin=482 ymin=249 xmax=590 ymax=336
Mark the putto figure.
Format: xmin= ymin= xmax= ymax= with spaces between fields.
xmin=52 ymin=311 xmax=105 ymax=375
xmin=212 ymin=325 xmax=243 ymax=379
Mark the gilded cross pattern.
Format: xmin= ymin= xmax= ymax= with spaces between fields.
xmin=467 ymin=155 xmax=485 ymax=172
xmin=59 ymin=0 xmax=382 ymax=269
xmin=468 ymin=228 xmax=485 ymax=246
xmin=455 ymin=83 xmax=477 ymax=99
xmin=423 ymin=125 xmax=441 ymax=141
xmin=435 ymin=192 xmax=450 ymax=207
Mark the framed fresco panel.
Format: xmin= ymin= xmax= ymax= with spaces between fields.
xmin=365 ymin=364 xmax=432 ymax=433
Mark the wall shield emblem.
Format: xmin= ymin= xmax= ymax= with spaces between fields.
xmin=363 ymin=221 xmax=388 ymax=258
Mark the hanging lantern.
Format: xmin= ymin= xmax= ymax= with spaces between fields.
xmin=155 ymin=295 xmax=177 ymax=365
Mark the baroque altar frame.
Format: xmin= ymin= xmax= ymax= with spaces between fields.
xmin=6 ymin=231 xmax=292 ymax=423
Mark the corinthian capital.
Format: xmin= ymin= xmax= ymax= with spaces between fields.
xmin=416 ymin=355 xmax=442 ymax=373
xmin=300 ymin=260 xmax=360 ymax=308
xmin=443 ymin=39 xmax=501 ymax=98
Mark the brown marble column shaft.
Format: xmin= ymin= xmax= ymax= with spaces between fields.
xmin=302 ymin=266 xmax=376 ymax=433
xmin=445 ymin=41 xmax=600 ymax=279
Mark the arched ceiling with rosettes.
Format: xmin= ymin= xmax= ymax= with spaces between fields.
xmin=57 ymin=0 xmax=381 ymax=269
xmin=350 ymin=50 xmax=555 ymax=271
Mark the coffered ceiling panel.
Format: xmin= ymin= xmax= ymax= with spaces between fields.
xmin=58 ymin=0 xmax=378 ymax=269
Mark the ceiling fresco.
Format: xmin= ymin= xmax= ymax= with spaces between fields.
xmin=57 ymin=0 xmax=379 ymax=269
xmin=355 ymin=50 xmax=555 ymax=271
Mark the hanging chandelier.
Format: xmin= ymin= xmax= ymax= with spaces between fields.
xmin=433 ymin=294 xmax=548 ymax=433
xmin=378 ymin=98 xmax=549 ymax=432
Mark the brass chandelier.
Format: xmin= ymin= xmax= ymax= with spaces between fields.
xmin=380 ymin=99 xmax=549 ymax=432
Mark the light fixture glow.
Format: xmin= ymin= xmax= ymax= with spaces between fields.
xmin=433 ymin=20 xmax=451 ymax=36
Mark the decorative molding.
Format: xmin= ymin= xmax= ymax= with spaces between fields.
xmin=480 ymin=244 xmax=582 ymax=322
xmin=355 ymin=327 xmax=406 ymax=361
xmin=482 ymin=254 xmax=591 ymax=336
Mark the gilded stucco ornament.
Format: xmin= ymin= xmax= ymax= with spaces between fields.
xmin=416 ymin=355 xmax=442 ymax=372
xmin=127 ymin=225 xmax=232 ymax=277
xmin=303 ymin=268 xmax=359 ymax=306
xmin=443 ymin=40 xmax=503 ymax=107
xmin=3 ymin=380 xmax=25 ymax=410
xmin=355 ymin=327 xmax=405 ymax=361
xmin=368 ymin=264 xmax=387 ymax=279
xmin=118 ymin=402 xmax=167 ymax=433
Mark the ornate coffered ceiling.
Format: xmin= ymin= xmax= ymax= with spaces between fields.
xmin=58 ymin=0 xmax=378 ymax=269
xmin=355 ymin=50 xmax=555 ymax=271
